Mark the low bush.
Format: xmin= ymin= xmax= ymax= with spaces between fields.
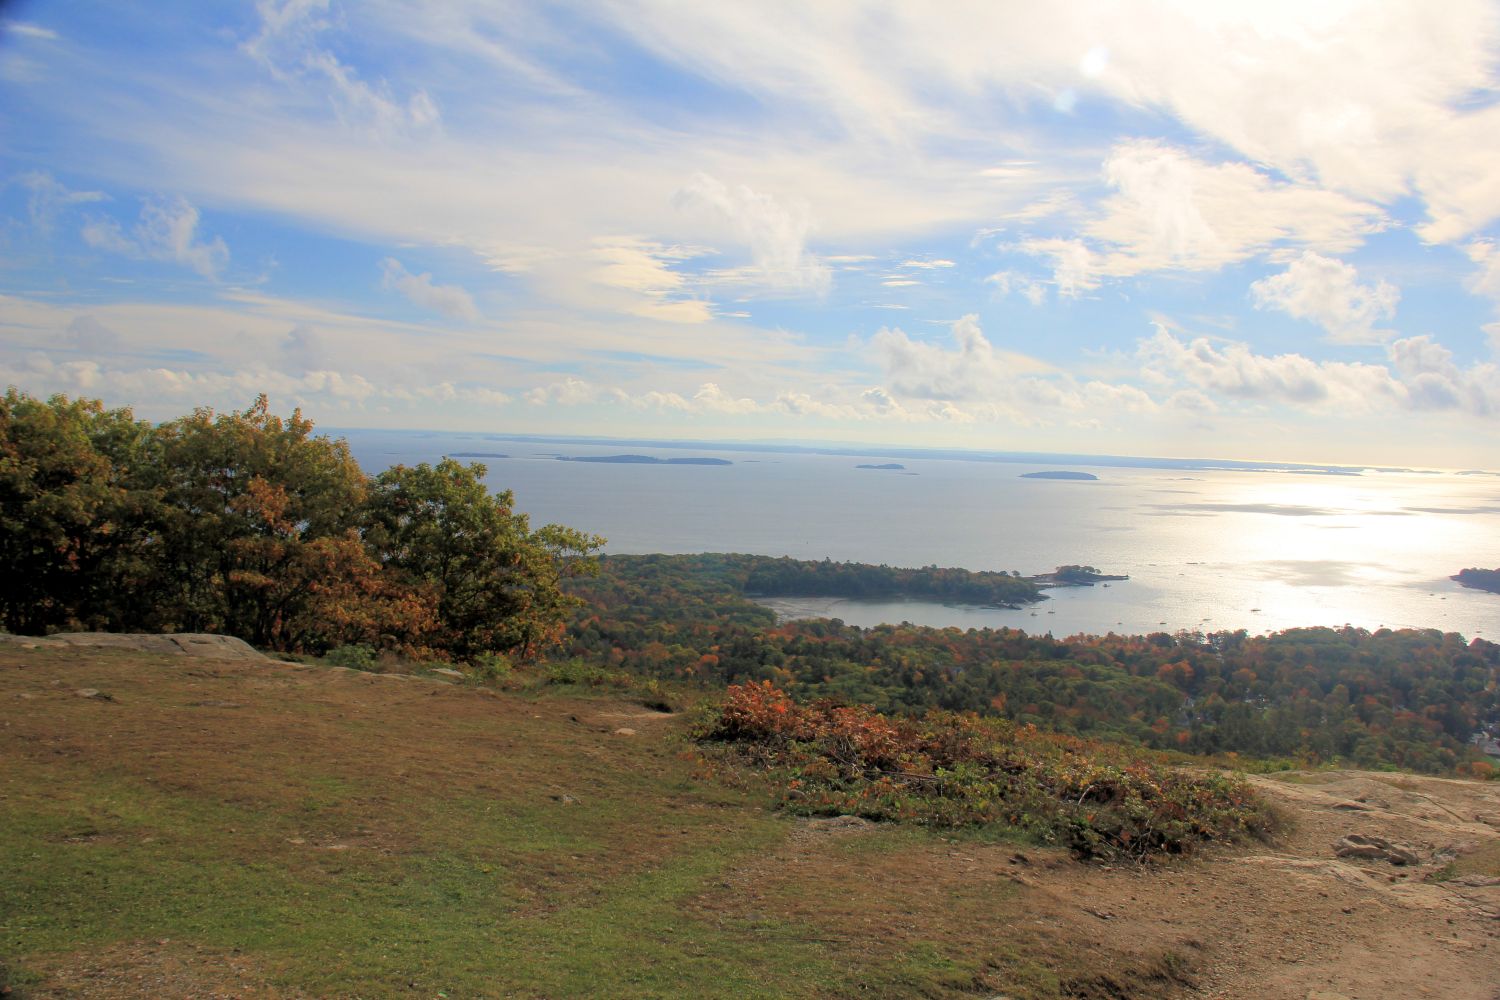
xmin=696 ymin=681 xmax=1274 ymax=860
xmin=324 ymin=644 xmax=378 ymax=671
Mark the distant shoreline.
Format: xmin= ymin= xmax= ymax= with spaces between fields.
xmin=557 ymin=454 xmax=732 ymax=466
xmin=329 ymin=427 xmax=1480 ymax=476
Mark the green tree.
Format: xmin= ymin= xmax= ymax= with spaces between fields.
xmin=0 ymin=390 xmax=160 ymax=633
xmin=149 ymin=395 xmax=368 ymax=641
xmin=363 ymin=458 xmax=604 ymax=658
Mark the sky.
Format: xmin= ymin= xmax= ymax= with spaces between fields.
xmin=2 ymin=2 xmax=1500 ymax=469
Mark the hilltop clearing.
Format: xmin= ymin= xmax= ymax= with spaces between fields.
xmin=2 ymin=641 xmax=1497 ymax=999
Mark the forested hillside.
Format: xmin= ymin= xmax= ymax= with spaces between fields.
xmin=565 ymin=554 xmax=1500 ymax=774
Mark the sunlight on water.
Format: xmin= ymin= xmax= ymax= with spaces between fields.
xmin=340 ymin=430 xmax=1499 ymax=639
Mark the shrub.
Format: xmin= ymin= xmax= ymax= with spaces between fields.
xmin=324 ymin=644 xmax=378 ymax=671
xmin=697 ymin=682 xmax=1274 ymax=861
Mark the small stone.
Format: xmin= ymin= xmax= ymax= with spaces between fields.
xmin=1334 ymin=833 xmax=1418 ymax=866
xmin=612 ymin=727 xmax=637 ymax=736
xmin=431 ymin=667 xmax=465 ymax=679
xmin=74 ymin=688 xmax=112 ymax=701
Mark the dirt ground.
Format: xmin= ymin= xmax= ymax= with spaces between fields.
xmin=1018 ymin=769 xmax=1500 ymax=1000
xmin=3 ymin=637 xmax=1498 ymax=999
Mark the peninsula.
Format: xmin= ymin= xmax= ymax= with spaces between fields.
xmin=1453 ymin=567 xmax=1500 ymax=594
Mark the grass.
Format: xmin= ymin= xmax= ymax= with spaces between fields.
xmin=2 ymin=644 xmax=1201 ymax=998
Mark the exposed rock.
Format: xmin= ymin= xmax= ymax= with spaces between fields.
xmin=1331 ymin=800 xmax=1372 ymax=811
xmin=612 ymin=727 xmax=637 ymax=736
xmin=806 ymin=815 xmax=873 ymax=831
xmin=1333 ymin=833 xmax=1419 ymax=865
xmin=74 ymin=688 xmax=111 ymax=700
xmin=3 ymin=632 xmax=268 ymax=662
xmin=430 ymin=668 xmax=465 ymax=679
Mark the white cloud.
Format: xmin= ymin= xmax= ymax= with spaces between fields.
xmin=899 ymin=258 xmax=955 ymax=269
xmin=986 ymin=270 xmax=1047 ymax=306
xmin=1465 ymin=240 xmax=1500 ymax=303
xmin=1020 ymin=238 xmax=1099 ymax=298
xmin=16 ymin=172 xmax=105 ymax=234
xmin=380 ymin=258 xmax=480 ymax=321
xmin=1140 ymin=325 xmax=1500 ymax=417
xmin=1139 ymin=325 xmax=1399 ymax=410
xmin=1250 ymin=252 xmax=1399 ymax=344
xmin=585 ymin=239 xmax=713 ymax=324
xmin=675 ymin=172 xmax=830 ymax=294
xmin=3 ymin=21 xmax=59 ymax=41
xmin=245 ymin=0 xmax=439 ymax=136
xmin=870 ymin=314 xmax=1051 ymax=401
xmin=82 ymin=196 xmax=229 ymax=279
xmin=524 ymin=377 xmax=601 ymax=406
xmin=1076 ymin=141 xmax=1387 ymax=279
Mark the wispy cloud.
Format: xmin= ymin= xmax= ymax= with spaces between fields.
xmin=675 ymin=173 xmax=830 ymax=294
xmin=380 ymin=258 xmax=479 ymax=321
xmin=82 ymin=196 xmax=228 ymax=280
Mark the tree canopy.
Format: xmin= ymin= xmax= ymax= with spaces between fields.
xmin=0 ymin=390 xmax=602 ymax=659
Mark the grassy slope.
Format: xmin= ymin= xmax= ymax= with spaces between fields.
xmin=1 ymin=646 xmax=1192 ymax=999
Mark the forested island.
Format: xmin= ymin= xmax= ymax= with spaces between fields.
xmin=1454 ymin=567 xmax=1500 ymax=594
xmin=1022 ymin=470 xmax=1098 ymax=481
xmin=558 ymin=454 xmax=732 ymax=465
xmin=1034 ymin=564 xmax=1129 ymax=586
xmin=856 ymin=462 xmax=905 ymax=470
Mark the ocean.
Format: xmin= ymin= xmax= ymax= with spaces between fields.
xmin=336 ymin=429 xmax=1498 ymax=640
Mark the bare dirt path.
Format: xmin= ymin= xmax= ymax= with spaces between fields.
xmin=1006 ymin=770 xmax=1500 ymax=1000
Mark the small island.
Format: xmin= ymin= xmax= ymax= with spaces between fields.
xmin=558 ymin=454 xmax=732 ymax=466
xmin=856 ymin=463 xmax=906 ymax=470
xmin=1034 ymin=564 xmax=1129 ymax=586
xmin=448 ymin=451 xmax=510 ymax=459
xmin=1021 ymin=470 xmax=1098 ymax=481
xmin=1453 ymin=567 xmax=1500 ymax=594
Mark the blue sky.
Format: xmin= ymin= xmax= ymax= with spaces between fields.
xmin=2 ymin=1 xmax=1500 ymax=467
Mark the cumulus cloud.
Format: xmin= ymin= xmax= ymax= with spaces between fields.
xmin=524 ymin=377 xmax=601 ymax=407
xmin=380 ymin=258 xmax=480 ymax=321
xmin=675 ymin=173 xmax=830 ymax=294
xmin=82 ymin=196 xmax=229 ymax=279
xmin=870 ymin=314 xmax=1051 ymax=401
xmin=1019 ymin=239 xmax=1098 ymax=298
xmin=1250 ymin=252 xmax=1400 ymax=344
xmin=1139 ymin=325 xmax=1500 ymax=417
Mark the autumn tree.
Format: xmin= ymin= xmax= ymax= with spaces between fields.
xmin=363 ymin=459 xmax=604 ymax=659
xmin=144 ymin=395 xmax=370 ymax=643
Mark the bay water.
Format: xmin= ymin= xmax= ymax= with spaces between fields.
xmin=337 ymin=429 xmax=1498 ymax=640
